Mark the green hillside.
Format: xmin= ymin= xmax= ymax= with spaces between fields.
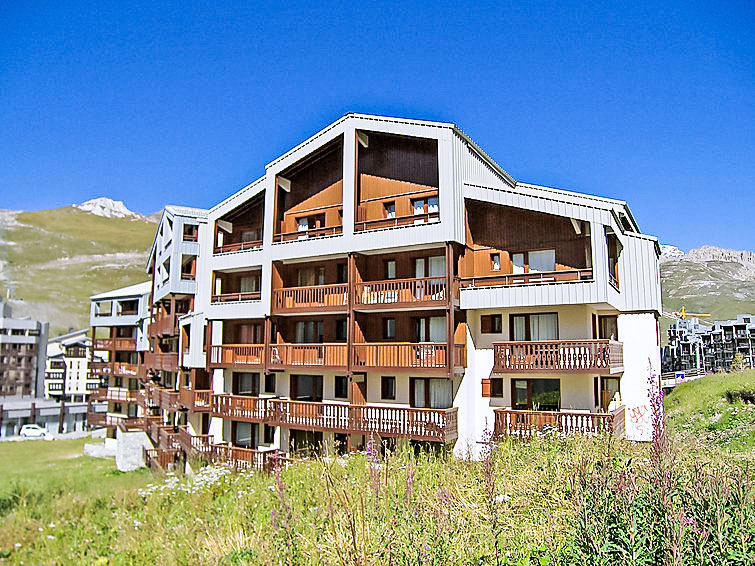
xmin=0 ymin=207 xmax=155 ymax=335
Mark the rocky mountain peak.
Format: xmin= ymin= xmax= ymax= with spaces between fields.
xmin=74 ymin=197 xmax=143 ymax=220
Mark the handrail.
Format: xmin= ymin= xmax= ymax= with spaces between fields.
xmin=354 ymin=276 xmax=448 ymax=306
xmin=208 ymin=344 xmax=264 ymax=368
xmin=493 ymin=339 xmax=623 ymax=373
xmin=273 ymin=225 xmax=343 ymax=243
xmin=352 ymin=343 xmax=454 ymax=369
xmin=212 ymin=394 xmax=269 ymax=422
xmin=493 ymin=408 xmax=616 ymax=439
xmin=214 ymin=240 xmax=263 ymax=254
xmin=211 ymin=291 xmax=261 ymax=303
xmin=269 ymin=343 xmax=348 ymax=368
xmin=354 ymin=211 xmax=440 ymax=232
xmin=460 ymin=268 xmax=593 ymax=288
xmin=273 ymin=283 xmax=349 ymax=311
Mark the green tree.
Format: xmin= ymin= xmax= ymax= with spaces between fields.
xmin=730 ymin=352 xmax=747 ymax=373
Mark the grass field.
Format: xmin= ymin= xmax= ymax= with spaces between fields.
xmin=0 ymin=373 xmax=753 ymax=565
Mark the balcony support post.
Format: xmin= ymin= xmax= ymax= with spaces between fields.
xmin=263 ymin=317 xmax=272 ymax=374
xmin=347 ymin=252 xmax=356 ymax=375
xmin=446 ymin=242 xmax=454 ymax=379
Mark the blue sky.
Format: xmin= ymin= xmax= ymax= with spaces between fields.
xmin=1 ymin=1 xmax=752 ymax=251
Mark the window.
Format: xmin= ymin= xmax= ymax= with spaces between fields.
xmin=512 ymin=250 xmax=556 ymax=274
xmin=598 ymin=315 xmax=618 ymax=341
xmin=490 ymin=253 xmax=501 ymax=272
xmin=481 ymin=314 xmax=502 ymax=334
xmin=290 ymin=375 xmax=323 ymax=402
xmin=295 ymin=321 xmax=324 ymax=343
xmin=490 ymin=378 xmax=503 ymax=398
xmin=234 ymin=422 xmax=254 ymax=448
xmin=385 ymin=260 xmax=396 ymax=280
xmin=298 ymin=266 xmax=325 ymax=286
xmin=240 ymin=276 xmax=259 ymax=294
xmin=335 ymin=375 xmax=348 ymax=399
xmin=337 ymin=263 xmax=348 ymax=284
xmin=412 ymin=198 xmax=425 ymax=215
xmin=264 ymin=373 xmax=276 ymax=394
xmin=512 ymin=379 xmax=560 ymax=411
xmin=381 ymin=376 xmax=395 ymax=400
xmin=384 ymin=201 xmax=395 ymax=218
xmin=232 ymin=372 xmax=259 ymax=396
xmin=263 ymin=424 xmax=275 ymax=444
xmin=241 ymin=229 xmax=259 ymax=242
xmin=510 ymin=313 xmax=558 ymax=341
xmin=384 ymin=318 xmax=396 ymax=339
xmin=336 ymin=319 xmax=347 ymax=342
xmin=411 ymin=377 xmax=452 ymax=408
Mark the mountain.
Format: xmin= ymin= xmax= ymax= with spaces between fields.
xmin=660 ymin=245 xmax=755 ymax=330
xmin=0 ymin=201 xmax=156 ymax=335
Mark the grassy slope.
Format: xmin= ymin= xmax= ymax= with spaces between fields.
xmin=1 ymin=208 xmax=154 ymax=334
xmin=665 ymin=369 xmax=755 ymax=452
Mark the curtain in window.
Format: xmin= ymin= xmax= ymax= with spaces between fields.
xmin=512 ymin=253 xmax=525 ymax=274
xmin=528 ymin=250 xmax=556 ymax=273
xmin=413 ymin=379 xmax=426 ymax=408
xmin=235 ymin=422 xmax=254 ymax=447
xmin=429 ymin=317 xmax=446 ymax=342
xmin=429 ymin=378 xmax=452 ymax=409
xmin=513 ymin=316 xmax=527 ymax=341
xmin=428 ymin=256 xmax=445 ymax=277
xmin=240 ymin=276 xmax=258 ymax=293
xmin=530 ymin=314 xmax=558 ymax=340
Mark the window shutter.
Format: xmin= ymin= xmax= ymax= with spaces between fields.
xmin=481 ymin=378 xmax=492 ymax=398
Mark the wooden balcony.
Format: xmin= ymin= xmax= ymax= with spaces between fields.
xmin=493 ymin=340 xmax=623 ymax=374
xmin=178 ymin=388 xmax=212 ymax=412
xmin=208 ymin=344 xmax=264 ymax=368
xmin=493 ymin=407 xmax=625 ymax=439
xmin=144 ymin=352 xmax=179 ymax=373
xmin=460 ymin=268 xmax=593 ymax=289
xmin=92 ymin=338 xmax=112 ymax=350
xmin=269 ymin=343 xmax=348 ymax=370
xmin=272 ymin=284 xmax=348 ymax=314
xmin=268 ymin=400 xmax=458 ymax=442
xmin=143 ymin=447 xmax=179 ymax=473
xmin=354 ymin=277 xmax=452 ymax=310
xmin=89 ymin=361 xmax=112 ymax=376
xmin=91 ymin=387 xmax=140 ymax=403
xmin=112 ymin=362 xmax=139 ymax=377
xmin=157 ymin=426 xmax=181 ymax=452
xmin=214 ymin=240 xmax=262 ymax=254
xmin=354 ymin=211 xmax=440 ymax=232
xmin=87 ymin=412 xmax=141 ymax=429
xmin=208 ymin=444 xmax=289 ymax=472
xmin=273 ymin=225 xmax=343 ymax=243
xmin=351 ymin=343 xmax=464 ymax=371
xmin=144 ymin=383 xmax=181 ymax=411
xmin=211 ymin=291 xmax=261 ymax=303
xmin=177 ymin=427 xmax=213 ymax=458
xmin=211 ymin=394 xmax=269 ymax=422
xmin=149 ymin=313 xmax=177 ymax=337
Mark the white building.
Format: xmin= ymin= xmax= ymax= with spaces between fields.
xmin=0 ymin=302 xmax=49 ymax=398
xmin=45 ymin=328 xmax=99 ymax=402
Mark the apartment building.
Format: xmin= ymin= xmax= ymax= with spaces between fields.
xmin=87 ymin=281 xmax=151 ymax=442
xmin=0 ymin=302 xmax=49 ymax=398
xmin=663 ymin=315 xmax=755 ymax=373
xmin=97 ymin=114 xmax=661 ymax=471
xmin=45 ymin=328 xmax=100 ymax=402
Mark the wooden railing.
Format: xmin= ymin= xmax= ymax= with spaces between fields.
xmin=493 ymin=409 xmax=617 ymax=439
xmin=209 ymin=444 xmax=289 ymax=472
xmin=273 ymin=225 xmax=343 ymax=243
xmin=180 ymin=272 xmax=196 ymax=280
xmin=354 ymin=277 xmax=447 ymax=307
xmin=269 ymin=343 xmax=348 ymax=369
xmin=89 ymin=361 xmax=112 ymax=376
xmin=354 ymin=211 xmax=440 ymax=232
xmin=92 ymin=338 xmax=112 ymax=349
xmin=268 ymin=400 xmax=458 ymax=442
xmin=178 ymin=388 xmax=212 ymax=412
xmin=149 ymin=313 xmax=177 ymax=337
xmin=352 ymin=343 xmax=458 ymax=370
xmin=211 ymin=291 xmax=261 ymax=303
xmin=87 ymin=412 xmax=141 ymax=429
xmin=145 ymin=384 xmax=181 ymax=411
xmin=454 ymin=344 xmax=466 ymax=368
xmin=493 ymin=340 xmax=623 ymax=373
xmin=144 ymin=352 xmax=179 ymax=373
xmin=113 ymin=337 xmax=138 ymax=351
xmin=272 ymin=284 xmax=348 ymax=312
xmin=208 ymin=344 xmax=264 ymax=368
xmin=143 ymin=447 xmax=178 ymax=473
xmin=212 ymin=394 xmax=270 ymax=422
xmin=214 ymin=240 xmax=262 ymax=254
xmin=112 ymin=362 xmax=138 ymax=377
xmin=91 ymin=387 xmax=140 ymax=403
xmin=460 ymin=268 xmax=593 ymax=289
xmin=158 ymin=426 xmax=181 ymax=451
xmin=177 ymin=427 xmax=213 ymax=457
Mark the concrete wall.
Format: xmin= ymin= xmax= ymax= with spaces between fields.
xmin=115 ymin=428 xmax=151 ymax=472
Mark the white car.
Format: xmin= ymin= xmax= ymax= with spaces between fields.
xmin=20 ymin=424 xmax=50 ymax=439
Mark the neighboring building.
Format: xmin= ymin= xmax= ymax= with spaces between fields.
xmin=96 ymin=114 xmax=662 ymax=471
xmin=0 ymin=395 xmax=98 ymax=438
xmin=0 ymin=302 xmax=49 ymax=398
xmin=663 ymin=314 xmax=755 ymax=373
xmin=45 ymin=328 xmax=100 ymax=402
xmin=87 ymin=282 xmax=151 ymax=443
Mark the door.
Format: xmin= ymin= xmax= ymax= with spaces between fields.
xmin=350 ymin=378 xmax=366 ymax=405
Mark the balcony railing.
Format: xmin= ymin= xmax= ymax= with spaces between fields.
xmin=208 ymin=344 xmax=264 ymax=368
xmin=112 ymin=362 xmax=139 ymax=377
xmin=87 ymin=412 xmax=141 ymax=429
xmin=354 ymin=277 xmax=449 ymax=308
xmin=145 ymin=383 xmax=181 ymax=411
xmin=211 ymin=291 xmax=261 ymax=303
xmin=272 ymin=284 xmax=348 ymax=313
xmin=212 ymin=394 xmax=269 ymax=422
xmin=354 ymin=211 xmax=440 ymax=232
xmin=149 ymin=313 xmax=177 ymax=337
xmin=180 ymin=272 xmax=196 ymax=281
xmin=269 ymin=343 xmax=348 ymax=369
xmin=273 ymin=225 xmax=343 ymax=243
xmin=158 ymin=426 xmax=181 ymax=452
xmin=177 ymin=427 xmax=213 ymax=457
xmin=352 ymin=343 xmax=462 ymax=370
xmin=143 ymin=447 xmax=179 ymax=473
xmin=493 ymin=340 xmax=623 ymax=374
xmin=91 ymin=387 xmax=140 ymax=403
xmin=214 ymin=240 xmax=262 ymax=254
xmin=268 ymin=400 xmax=458 ymax=442
xmin=178 ymin=388 xmax=212 ymax=412
xmin=460 ymin=268 xmax=593 ymax=289
xmin=89 ymin=361 xmax=112 ymax=376
xmin=144 ymin=352 xmax=179 ymax=373
xmin=493 ymin=408 xmax=621 ymax=439
xmin=208 ymin=444 xmax=288 ymax=472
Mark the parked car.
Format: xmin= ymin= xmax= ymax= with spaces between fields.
xmin=20 ymin=424 xmax=50 ymax=439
